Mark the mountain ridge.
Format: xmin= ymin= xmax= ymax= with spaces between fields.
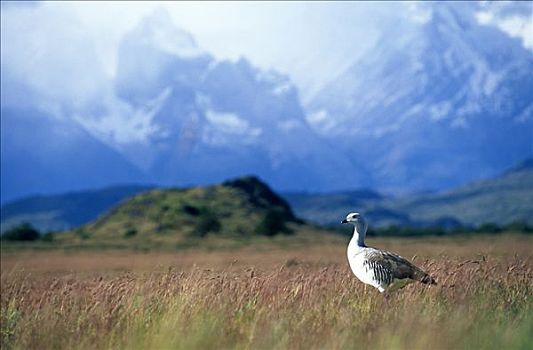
xmin=285 ymin=160 xmax=533 ymax=227
xmin=0 ymin=106 xmax=147 ymax=204
xmin=2 ymin=3 xmax=532 ymax=201
xmin=306 ymin=2 xmax=533 ymax=192
xmin=2 ymin=159 xmax=532 ymax=233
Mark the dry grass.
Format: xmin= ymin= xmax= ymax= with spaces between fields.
xmin=1 ymin=234 xmax=532 ymax=349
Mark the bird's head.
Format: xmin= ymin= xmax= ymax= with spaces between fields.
xmin=341 ymin=212 xmax=362 ymax=225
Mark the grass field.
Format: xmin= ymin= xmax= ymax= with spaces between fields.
xmin=1 ymin=233 xmax=532 ymax=349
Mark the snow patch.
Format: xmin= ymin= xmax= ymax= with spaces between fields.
xmin=278 ymin=119 xmax=301 ymax=132
xmin=74 ymin=87 xmax=171 ymax=144
xmin=405 ymin=103 xmax=425 ymax=117
xmin=307 ymin=109 xmax=328 ymax=124
xmin=271 ymin=81 xmax=293 ymax=96
xmin=205 ymin=109 xmax=250 ymax=134
xmin=451 ymin=117 xmax=468 ymax=129
xmin=306 ymin=109 xmax=327 ymax=129
xmin=483 ymin=71 xmax=503 ymax=96
xmin=306 ymin=109 xmax=339 ymax=133
xmin=406 ymin=2 xmax=433 ymax=24
xmin=140 ymin=8 xmax=205 ymax=58
xmin=202 ymin=109 xmax=262 ymax=146
xmin=516 ymin=104 xmax=533 ymax=123
xmin=429 ymin=102 xmax=452 ymax=121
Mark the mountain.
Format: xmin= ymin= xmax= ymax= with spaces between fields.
xmin=281 ymin=190 xmax=402 ymax=228
xmin=2 ymin=5 xmax=532 ymax=202
xmin=394 ymin=158 xmax=533 ymax=227
xmin=60 ymin=176 xmax=302 ymax=245
xmin=0 ymin=185 xmax=152 ymax=233
xmin=1 ymin=10 xmax=364 ymax=204
xmin=108 ymin=10 xmax=363 ymax=192
xmin=306 ymin=2 xmax=533 ymax=192
xmin=4 ymin=159 xmax=531 ymax=234
xmin=0 ymin=106 xmax=147 ymax=204
xmin=283 ymin=159 xmax=533 ymax=227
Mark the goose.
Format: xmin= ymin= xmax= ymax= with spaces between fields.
xmin=342 ymin=212 xmax=436 ymax=294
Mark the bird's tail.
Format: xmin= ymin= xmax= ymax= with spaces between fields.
xmin=414 ymin=270 xmax=437 ymax=285
xmin=420 ymin=273 xmax=437 ymax=285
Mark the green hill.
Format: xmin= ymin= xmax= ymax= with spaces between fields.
xmin=3 ymin=160 xmax=532 ymax=234
xmin=284 ymin=159 xmax=533 ymax=227
xmin=395 ymin=159 xmax=533 ymax=226
xmin=58 ymin=176 xmax=302 ymax=247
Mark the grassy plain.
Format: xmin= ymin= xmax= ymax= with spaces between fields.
xmin=1 ymin=233 xmax=532 ymax=349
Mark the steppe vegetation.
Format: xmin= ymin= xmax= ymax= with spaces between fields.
xmin=1 ymin=234 xmax=532 ymax=349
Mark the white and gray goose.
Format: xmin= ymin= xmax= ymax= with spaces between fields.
xmin=342 ymin=212 xmax=436 ymax=294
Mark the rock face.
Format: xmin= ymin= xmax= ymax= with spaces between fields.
xmin=222 ymin=176 xmax=297 ymax=222
xmin=1 ymin=9 xmax=363 ymax=204
xmin=306 ymin=3 xmax=533 ymax=192
xmin=109 ymin=10 xmax=363 ymax=193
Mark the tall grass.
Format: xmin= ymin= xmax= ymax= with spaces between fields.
xmin=1 ymin=251 xmax=531 ymax=349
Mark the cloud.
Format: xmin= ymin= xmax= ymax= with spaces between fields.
xmin=406 ymin=2 xmax=433 ymax=24
xmin=2 ymin=1 xmax=531 ymax=147
xmin=0 ymin=3 xmax=109 ymax=113
xmin=475 ymin=1 xmax=533 ymax=50
xmin=2 ymin=2 xmax=400 ymax=105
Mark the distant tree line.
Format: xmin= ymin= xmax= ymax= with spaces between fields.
xmin=5 ymin=218 xmax=528 ymax=243
xmin=1 ymin=222 xmax=55 ymax=242
xmin=331 ymin=221 xmax=533 ymax=237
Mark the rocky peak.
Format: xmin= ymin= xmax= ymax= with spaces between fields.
xmin=222 ymin=176 xmax=297 ymax=221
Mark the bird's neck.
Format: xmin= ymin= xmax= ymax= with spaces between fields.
xmin=350 ymin=223 xmax=367 ymax=247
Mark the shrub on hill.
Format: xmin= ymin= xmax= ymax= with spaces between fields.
xmin=255 ymin=209 xmax=293 ymax=236
xmin=503 ymin=221 xmax=533 ymax=233
xmin=123 ymin=227 xmax=138 ymax=238
xmin=41 ymin=231 xmax=55 ymax=242
xmin=1 ymin=222 xmax=40 ymax=241
xmin=193 ymin=209 xmax=221 ymax=237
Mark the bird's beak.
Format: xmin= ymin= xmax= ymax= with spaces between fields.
xmin=341 ymin=219 xmax=348 ymax=224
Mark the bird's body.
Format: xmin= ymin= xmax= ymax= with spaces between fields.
xmin=343 ymin=212 xmax=436 ymax=293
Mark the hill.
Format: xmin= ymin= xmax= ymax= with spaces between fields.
xmin=284 ymin=159 xmax=533 ymax=227
xmin=58 ymin=176 xmax=302 ymax=246
xmin=3 ymin=159 xmax=532 ymax=234
xmin=1 ymin=185 xmax=152 ymax=233
xmin=395 ymin=158 xmax=533 ymax=226
xmin=281 ymin=190 xmax=406 ymax=228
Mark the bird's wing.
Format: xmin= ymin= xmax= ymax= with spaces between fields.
xmin=364 ymin=249 xmax=435 ymax=285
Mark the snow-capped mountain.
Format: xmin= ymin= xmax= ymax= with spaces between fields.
xmin=114 ymin=9 xmax=210 ymax=106
xmin=103 ymin=10 xmax=365 ymax=191
xmin=1 ymin=9 xmax=365 ymax=203
xmin=0 ymin=106 xmax=146 ymax=203
xmin=307 ymin=3 xmax=533 ymax=192
xmin=2 ymin=4 xmax=531 ymax=203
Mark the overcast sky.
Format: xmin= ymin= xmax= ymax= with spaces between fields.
xmin=1 ymin=1 xmax=531 ymax=105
